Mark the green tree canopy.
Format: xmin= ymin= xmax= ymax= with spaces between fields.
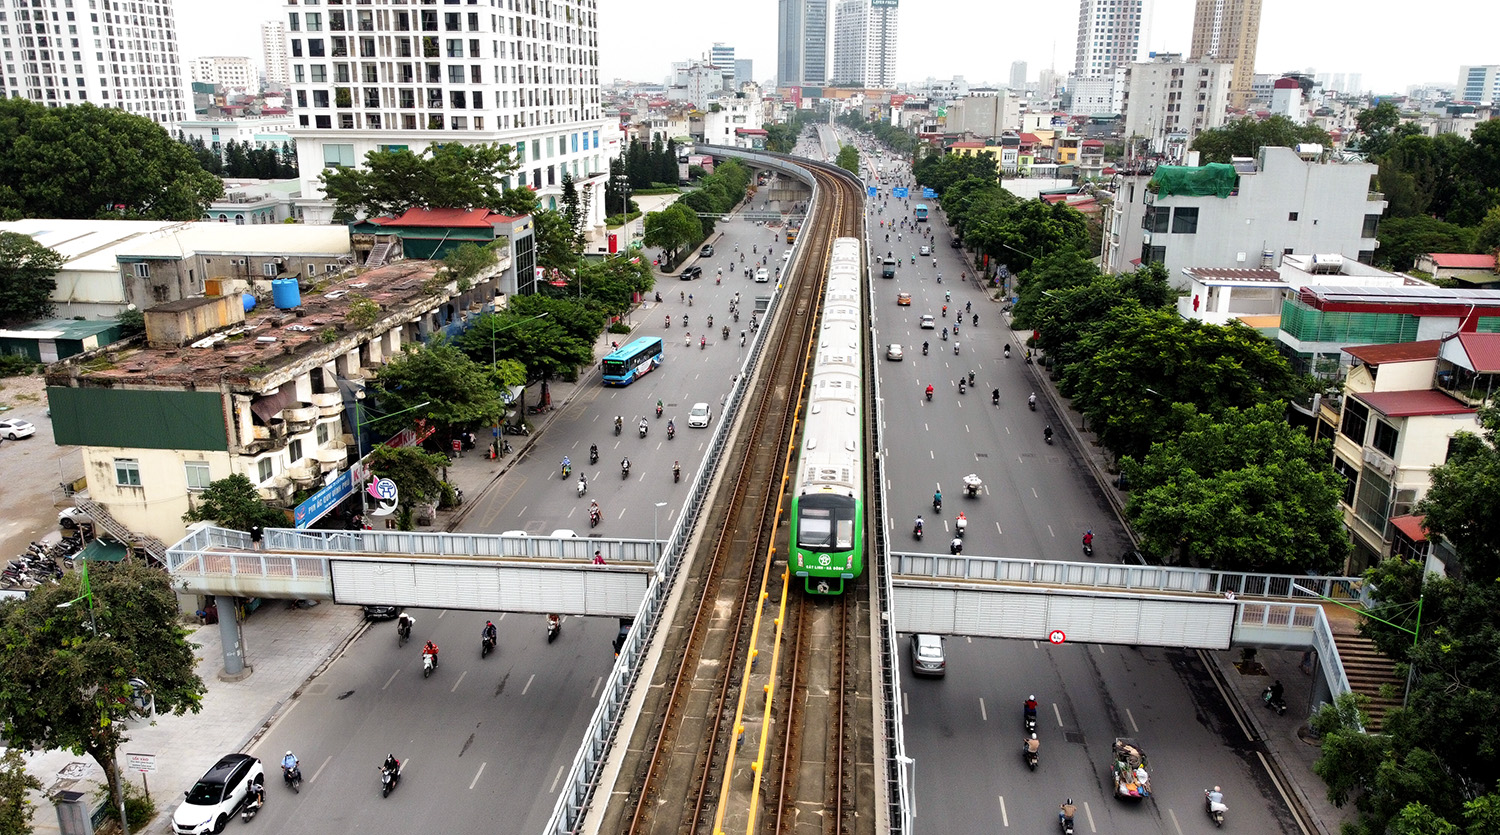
xmin=370 ymin=341 xmax=506 ymax=440
xmin=643 ymin=202 xmax=703 ymax=264
xmin=835 ymin=144 xmax=860 ymax=175
xmin=368 ymin=444 xmax=450 ymax=514
xmin=0 ymin=748 xmax=43 ymax=835
xmin=1354 ymin=101 xmax=1424 ymax=158
xmin=181 ymin=473 xmax=290 ymax=531
xmin=1024 ymin=260 xmax=1174 ymax=378
xmin=319 ymin=141 xmax=518 ymax=221
xmin=0 ymin=99 xmax=224 ymax=220
xmin=0 ymin=230 xmax=65 ymax=324
xmin=0 ymin=562 xmax=206 ymax=820
xmin=1189 ymin=115 xmax=1331 ymax=164
xmin=455 ymin=307 xmax=595 ymax=384
xmin=1121 ymin=403 xmax=1348 ymax=571
xmin=1377 ymin=216 xmax=1478 ymax=272
xmin=1415 ymin=405 xmax=1500 ymax=581
xmin=1062 ymin=307 xmax=1301 ymax=461
xmin=913 ymin=147 xmax=1000 ymax=194
xmin=442 ymin=241 xmax=502 ymax=284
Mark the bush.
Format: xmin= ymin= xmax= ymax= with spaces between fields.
xmin=0 ymin=354 xmax=40 ymax=376
xmin=95 ymin=779 xmax=157 ymax=831
xmin=608 ymin=322 xmax=631 ymax=334
xmin=437 ymin=481 xmax=460 ymax=509
xmin=604 ymin=210 xmax=643 ymax=227
xmin=634 ymin=186 xmax=680 ymax=195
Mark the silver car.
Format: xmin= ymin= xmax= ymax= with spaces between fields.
xmin=911 ymin=633 xmax=946 ymax=677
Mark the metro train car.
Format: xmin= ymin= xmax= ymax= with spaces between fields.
xmin=788 ymin=236 xmax=866 ymax=595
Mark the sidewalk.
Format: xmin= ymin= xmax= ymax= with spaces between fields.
xmin=24 ymin=601 xmax=364 ymax=835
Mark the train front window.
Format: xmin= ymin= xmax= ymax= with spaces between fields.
xmin=797 ymin=497 xmax=856 ymax=551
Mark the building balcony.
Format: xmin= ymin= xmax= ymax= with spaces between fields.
xmin=284 ymin=405 xmax=320 ymax=430
xmin=315 ymin=446 xmax=349 ymax=471
xmin=287 ymin=462 xmax=320 ymax=487
xmin=257 ymin=475 xmax=293 ymax=503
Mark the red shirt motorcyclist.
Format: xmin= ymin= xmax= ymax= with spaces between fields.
xmin=423 ymin=641 xmax=439 ymax=660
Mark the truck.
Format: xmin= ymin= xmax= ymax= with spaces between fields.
xmin=881 ymin=257 xmax=896 ymax=278
xmin=1110 ymin=738 xmax=1151 ymax=799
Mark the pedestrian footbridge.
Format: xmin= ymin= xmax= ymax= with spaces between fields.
xmin=166 ymin=525 xmax=655 ymax=618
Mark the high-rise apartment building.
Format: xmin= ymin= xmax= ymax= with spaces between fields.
xmin=710 ymin=43 xmax=735 ymax=84
xmin=831 ymin=0 xmax=897 ymax=88
xmin=1188 ymin=0 xmax=1261 ymax=109
xmin=1074 ymin=0 xmax=1150 ymax=79
xmin=1458 ymin=66 xmax=1500 ymax=104
xmin=1009 ymin=61 xmax=1029 ymax=92
xmin=262 ymin=21 xmax=290 ymax=91
xmin=735 ymin=59 xmax=754 ymax=87
xmin=279 ymin=0 xmax=612 ymax=231
xmin=0 ymin=0 xmax=187 ymax=128
xmin=778 ymin=0 xmax=829 ymax=87
xmin=190 ymin=56 xmax=256 ymax=91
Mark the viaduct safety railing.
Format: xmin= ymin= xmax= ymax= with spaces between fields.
xmin=544 ymin=149 xmax=825 ymax=835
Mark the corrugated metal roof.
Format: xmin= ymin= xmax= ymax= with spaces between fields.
xmin=1345 ymin=340 xmax=1441 ymax=365
xmin=1351 ymin=389 xmax=1475 ymax=418
xmin=1389 ymin=514 xmax=1428 ymax=543
xmin=1453 ymin=332 xmax=1500 ymax=373
xmin=1426 ymin=253 xmax=1496 ymax=269
xmin=1182 ymin=267 xmax=1284 ymax=283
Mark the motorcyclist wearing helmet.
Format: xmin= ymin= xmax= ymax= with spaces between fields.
xmin=1024 ymin=695 xmax=1038 ymax=718
xmin=282 ymin=751 xmax=299 ymax=772
xmin=482 ymin=620 xmax=497 ymax=644
xmin=1060 ymin=799 xmax=1076 ymax=824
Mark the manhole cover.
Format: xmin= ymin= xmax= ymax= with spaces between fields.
xmin=1065 ymin=732 xmax=1086 ymax=744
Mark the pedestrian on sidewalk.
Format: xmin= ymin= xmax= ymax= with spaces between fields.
xmin=250 ymin=524 xmax=264 ymax=550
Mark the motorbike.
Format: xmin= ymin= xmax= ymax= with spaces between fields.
xmin=958 ymin=380 xmax=966 ymax=395
xmin=547 ymin=616 xmax=561 ymax=642
xmin=1024 ymin=746 xmax=1038 ymax=771
xmin=621 ymin=462 xmax=631 ymax=480
xmin=655 ymin=403 xmax=663 ymax=418
xmin=955 ymin=515 xmax=968 ymax=538
xmin=1004 ymin=345 xmax=1011 ymax=359
xmin=667 ymin=424 xmax=676 ymax=440
xmin=922 ymin=343 xmax=929 ymax=356
xmin=954 ymin=342 xmax=960 ymax=356
xmin=283 ymin=765 xmax=302 ymax=793
xmin=925 ymin=388 xmax=933 ymax=402
xmin=1083 ymin=537 xmax=1094 ymax=557
xmin=577 ymin=477 xmax=587 ymax=497
xmin=1262 ymin=686 xmax=1287 ymax=716
xmin=1044 ymin=428 xmax=1054 ymax=445
xmin=481 ymin=633 xmax=496 ymax=658
xmin=933 ymin=494 xmax=942 ymax=513
xmin=589 ymin=507 xmax=601 ymax=528
xmin=967 ymin=371 xmax=975 ymax=387
xmin=422 ymin=651 xmax=438 ymax=679
xmin=1024 ymin=710 xmax=1037 ymax=734
xmin=614 ymin=418 xmax=622 ymax=436
xmin=241 ymin=791 xmax=264 ymax=822
xmin=1205 ymin=789 xmax=1227 ymax=827
xmin=913 ymin=522 xmax=923 ymax=541
xmin=380 ymin=765 xmax=400 ymax=798
xmin=397 ymin=619 xmax=411 ymax=646
xmin=700 ymin=337 xmax=707 ymax=350
xmin=673 ymin=464 xmax=681 ymax=483
xmin=1028 ymin=396 xmax=1037 ymax=412
xmin=992 ymin=390 xmax=1001 ymax=407
xmin=561 ymin=462 xmax=571 ymax=479
xmin=638 ymin=423 xmax=648 ymax=439
xmin=950 ymin=538 xmax=964 ymax=555
xmin=1060 ymin=813 xmax=1075 ymax=835
xmin=589 ymin=446 xmax=598 ymax=465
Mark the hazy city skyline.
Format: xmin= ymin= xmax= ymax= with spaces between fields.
xmin=175 ymin=0 xmax=1484 ymax=95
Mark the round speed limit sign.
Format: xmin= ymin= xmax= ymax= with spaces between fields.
xmin=1048 ymin=630 xmax=1066 ymax=645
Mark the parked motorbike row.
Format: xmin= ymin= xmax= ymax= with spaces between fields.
xmin=2 ymin=537 xmax=79 ymax=589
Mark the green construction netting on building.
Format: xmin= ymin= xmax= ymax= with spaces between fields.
xmin=1280 ymin=300 xmax=1421 ymax=344
xmin=1150 ymin=163 xmax=1240 ymax=198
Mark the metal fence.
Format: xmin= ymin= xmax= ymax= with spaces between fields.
xmin=543 ymin=159 xmax=808 ymax=835
xmin=892 ymin=553 xmax=1365 ymax=603
xmin=265 ymin=528 xmax=659 ymax=563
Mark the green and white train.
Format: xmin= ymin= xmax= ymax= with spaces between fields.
xmin=789 ymin=236 xmax=865 ymax=595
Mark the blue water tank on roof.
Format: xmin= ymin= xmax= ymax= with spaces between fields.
xmin=271 ymin=278 xmax=302 ymax=309
xmin=242 ymin=293 xmax=256 ymax=313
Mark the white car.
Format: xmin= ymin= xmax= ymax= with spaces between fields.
xmin=920 ymin=244 xmax=931 ymax=256
xmin=885 ymin=344 xmax=904 ymax=361
xmin=687 ymin=402 xmax=712 ymax=428
xmin=755 ymin=268 xmax=769 ymax=282
xmin=172 ymin=754 xmax=264 ymax=835
xmin=549 ymin=529 xmax=578 ymax=538
xmin=919 ymin=315 xmax=936 ymax=329
xmin=0 ymin=418 xmax=35 ymax=440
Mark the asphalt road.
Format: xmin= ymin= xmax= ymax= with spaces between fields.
xmin=460 ymin=196 xmax=802 ymax=540
xmin=858 ymin=137 xmax=1296 ymax=832
xmin=244 ymin=607 xmax=616 ymax=832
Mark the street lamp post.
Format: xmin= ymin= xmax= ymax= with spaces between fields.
xmin=652 ymin=501 xmax=667 ymax=561
xmin=56 ymin=563 xmax=130 ymax=835
xmin=350 ymin=393 xmax=432 ymax=512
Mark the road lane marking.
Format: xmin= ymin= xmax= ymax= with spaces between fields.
xmin=450 ymin=670 xmax=467 ymax=692
xmin=903 ymin=692 xmax=909 ymax=715
xmin=522 ymin=674 xmax=536 ymax=695
xmin=1047 ymin=524 xmax=1054 ymax=537
xmin=1166 ymin=807 xmax=1181 ymax=835
xmin=468 ymin=762 xmax=486 ymax=790
xmin=979 ymin=697 xmax=987 ymax=721
xmin=382 ymin=669 xmax=399 ymax=690
xmin=549 ymin=765 xmax=566 ymax=793
xmin=250 ymin=701 xmax=298 ymax=751
xmin=1053 ymin=703 xmax=1063 ymax=727
xmin=995 ymin=522 xmax=1002 ymax=534
xmin=517 ymin=505 xmax=528 ymax=516
xmin=1085 ymin=801 xmax=1097 ymax=832
xmin=438 ymin=610 xmax=447 ymax=618
xmin=310 ymin=755 xmax=332 ymax=784
xmin=966 ymin=424 xmax=970 ymax=433
xmin=591 ymin=676 xmax=603 ymax=699
xmin=929 ymin=449 xmax=934 ymax=458
xmin=1126 ymin=707 xmax=1140 ymax=733
xmin=998 ymin=796 xmax=1008 ymax=827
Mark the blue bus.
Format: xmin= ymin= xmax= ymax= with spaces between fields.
xmin=601 ymin=337 xmax=664 ymax=386
xmin=914 ymin=204 xmax=929 ymax=222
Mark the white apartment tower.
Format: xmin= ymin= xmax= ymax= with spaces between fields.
xmin=710 ymin=42 xmax=735 ymax=83
xmin=279 ymin=0 xmax=612 ymax=227
xmin=262 ymin=21 xmax=291 ymax=91
xmin=190 ymin=56 xmax=256 ymax=91
xmin=1075 ymin=0 xmax=1151 ymax=79
xmin=1122 ymin=54 xmax=1232 ymax=157
xmin=0 ymin=0 xmax=187 ymax=127
xmin=831 ymin=0 xmax=897 ymax=89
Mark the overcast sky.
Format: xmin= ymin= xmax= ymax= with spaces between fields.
xmin=178 ymin=0 xmax=1479 ymax=96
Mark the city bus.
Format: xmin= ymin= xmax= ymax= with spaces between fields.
xmin=914 ymin=204 xmax=929 ymax=223
xmin=601 ymin=337 xmax=664 ymax=386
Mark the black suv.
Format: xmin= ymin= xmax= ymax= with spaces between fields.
xmin=680 ymin=266 xmax=702 ymax=281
